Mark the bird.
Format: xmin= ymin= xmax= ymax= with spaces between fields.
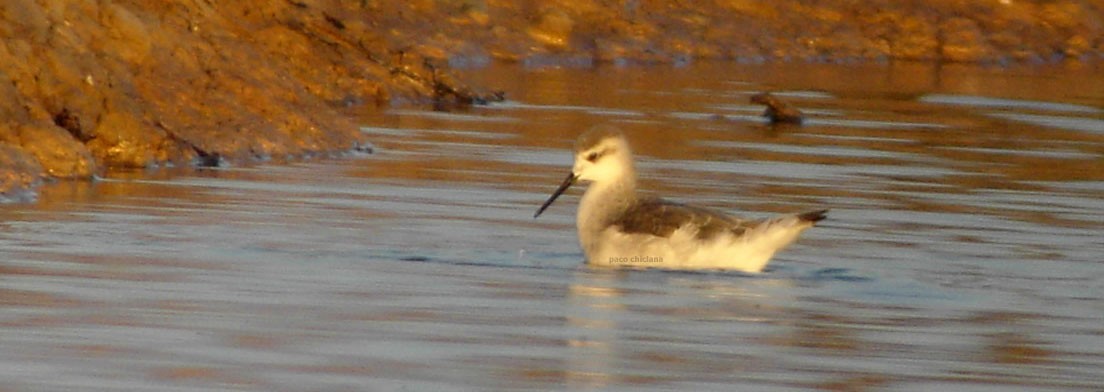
xmin=534 ymin=125 xmax=827 ymax=272
xmin=750 ymin=92 xmax=804 ymax=125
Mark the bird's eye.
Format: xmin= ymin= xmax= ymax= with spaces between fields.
xmin=586 ymin=152 xmax=600 ymax=162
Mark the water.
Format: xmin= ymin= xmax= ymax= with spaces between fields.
xmin=2 ymin=62 xmax=1103 ymax=391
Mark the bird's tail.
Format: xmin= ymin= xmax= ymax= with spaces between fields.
xmin=796 ymin=209 xmax=828 ymax=224
xmin=720 ymin=209 xmax=828 ymax=272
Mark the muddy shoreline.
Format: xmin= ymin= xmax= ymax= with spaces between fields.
xmin=2 ymin=0 xmax=1101 ymax=200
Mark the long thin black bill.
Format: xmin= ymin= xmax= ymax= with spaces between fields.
xmin=534 ymin=172 xmax=577 ymax=218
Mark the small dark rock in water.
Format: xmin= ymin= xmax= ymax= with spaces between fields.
xmin=352 ymin=141 xmax=374 ymax=154
xmin=193 ymin=151 xmax=225 ymax=168
xmin=750 ymin=92 xmax=804 ymax=125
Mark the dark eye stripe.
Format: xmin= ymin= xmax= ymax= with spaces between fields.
xmin=586 ymin=148 xmax=609 ymax=162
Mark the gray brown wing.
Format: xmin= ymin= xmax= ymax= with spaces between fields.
xmin=612 ymin=198 xmax=759 ymax=240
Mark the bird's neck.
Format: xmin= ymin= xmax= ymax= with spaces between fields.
xmin=594 ymin=160 xmax=637 ymax=200
xmin=577 ymin=173 xmax=638 ymax=241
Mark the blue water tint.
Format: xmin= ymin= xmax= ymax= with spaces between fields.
xmin=359 ymin=126 xmax=417 ymax=136
xmin=385 ymin=109 xmax=521 ymax=123
xmin=520 ymin=54 xmax=594 ymax=69
xmin=848 ymin=279 xmax=963 ymax=303
xmin=920 ymin=94 xmax=1103 ymax=113
xmin=1028 ymin=180 xmax=1104 ymax=193
xmin=986 ymin=112 xmax=1104 ymax=133
xmin=764 ymin=90 xmax=836 ymax=99
xmin=371 ymin=248 xmax=582 ymax=272
xmin=790 ymin=132 xmax=917 ymax=145
xmin=482 ymin=149 xmax=568 ymax=170
xmin=667 ymin=111 xmax=728 ymax=121
xmin=480 ymin=100 xmax=596 ymax=111
xmin=693 ymin=140 xmax=925 ymax=160
xmin=641 ymin=158 xmax=857 ymax=181
xmin=706 ymin=103 xmax=846 ymax=117
xmin=806 ymin=267 xmax=875 ymax=283
xmin=807 ymin=117 xmax=948 ymax=129
xmin=936 ymin=144 xmax=1098 ymax=159
xmin=5 ymin=63 xmax=1104 ymax=391
xmin=481 ymin=100 xmax=645 ymax=117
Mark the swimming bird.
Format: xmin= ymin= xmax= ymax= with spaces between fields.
xmin=750 ymin=92 xmax=804 ymax=125
xmin=534 ymin=125 xmax=827 ymax=272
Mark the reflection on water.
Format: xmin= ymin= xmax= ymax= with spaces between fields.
xmin=1 ymin=62 xmax=1103 ymax=390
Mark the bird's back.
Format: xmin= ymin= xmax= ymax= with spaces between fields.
xmin=589 ymin=198 xmax=825 ymax=272
xmin=612 ymin=197 xmax=759 ymax=240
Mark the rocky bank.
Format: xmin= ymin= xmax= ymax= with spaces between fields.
xmin=2 ymin=0 xmax=1102 ymax=200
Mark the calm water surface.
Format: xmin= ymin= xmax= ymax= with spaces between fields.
xmin=2 ymin=62 xmax=1103 ymax=391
